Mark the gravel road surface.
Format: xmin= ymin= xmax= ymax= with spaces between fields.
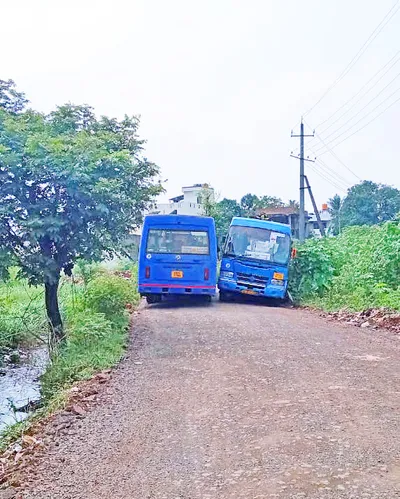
xmin=20 ymin=300 xmax=400 ymax=498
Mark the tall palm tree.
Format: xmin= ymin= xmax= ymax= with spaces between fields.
xmin=328 ymin=194 xmax=342 ymax=235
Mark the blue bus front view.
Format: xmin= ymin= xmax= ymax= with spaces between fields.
xmin=218 ymin=217 xmax=291 ymax=301
xmin=138 ymin=215 xmax=217 ymax=303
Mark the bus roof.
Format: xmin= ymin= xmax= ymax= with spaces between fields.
xmin=231 ymin=217 xmax=291 ymax=235
xmin=143 ymin=214 xmax=215 ymax=227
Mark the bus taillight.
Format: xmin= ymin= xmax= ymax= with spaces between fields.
xmin=204 ymin=268 xmax=210 ymax=280
xmin=145 ymin=266 xmax=151 ymax=278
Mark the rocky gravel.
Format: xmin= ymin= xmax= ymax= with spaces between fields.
xmin=10 ymin=299 xmax=400 ymax=498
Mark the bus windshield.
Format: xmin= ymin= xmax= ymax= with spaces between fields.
xmin=146 ymin=229 xmax=209 ymax=255
xmin=224 ymin=225 xmax=290 ymax=265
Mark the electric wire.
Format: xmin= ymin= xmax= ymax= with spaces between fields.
xmin=318 ymin=93 xmax=400 ymax=155
xmin=314 ymin=70 xmax=400 ymax=151
xmin=314 ymin=51 xmax=400 ymax=133
xmin=314 ymin=86 xmax=400 ymax=154
xmin=303 ymin=1 xmax=400 ymax=118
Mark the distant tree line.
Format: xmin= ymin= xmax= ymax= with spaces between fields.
xmin=203 ymin=180 xmax=400 ymax=242
xmin=328 ymin=181 xmax=400 ymax=235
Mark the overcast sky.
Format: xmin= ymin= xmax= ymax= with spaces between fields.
xmin=2 ymin=0 xmax=399 ymax=209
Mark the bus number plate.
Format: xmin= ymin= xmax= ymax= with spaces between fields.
xmin=171 ymin=270 xmax=183 ymax=278
xmin=242 ymin=289 xmax=257 ymax=295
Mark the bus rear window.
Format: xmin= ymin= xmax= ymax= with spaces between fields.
xmin=146 ymin=229 xmax=209 ymax=255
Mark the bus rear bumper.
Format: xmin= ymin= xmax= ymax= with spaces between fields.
xmin=139 ymin=284 xmax=216 ymax=296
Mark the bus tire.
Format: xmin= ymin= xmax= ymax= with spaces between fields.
xmin=146 ymin=294 xmax=161 ymax=305
xmin=219 ymin=291 xmax=229 ymax=302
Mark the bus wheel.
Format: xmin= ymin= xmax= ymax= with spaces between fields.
xmin=146 ymin=294 xmax=161 ymax=305
xmin=219 ymin=291 xmax=229 ymax=302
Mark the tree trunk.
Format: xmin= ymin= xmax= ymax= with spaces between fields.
xmin=45 ymin=278 xmax=63 ymax=344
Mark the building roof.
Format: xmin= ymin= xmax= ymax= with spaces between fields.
xmin=256 ymin=206 xmax=299 ymax=216
xmin=182 ymin=183 xmax=213 ymax=190
xmin=169 ymin=194 xmax=184 ymax=202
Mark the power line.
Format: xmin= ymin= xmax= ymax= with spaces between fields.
xmin=313 ymin=155 xmax=353 ymax=188
xmin=303 ymin=118 xmax=360 ymax=182
xmin=314 ymin=85 xmax=400 ymax=153
xmin=318 ymin=94 xmax=400 ymax=155
xmin=313 ymin=159 xmax=351 ymax=190
xmin=303 ymin=1 xmax=400 ymax=118
xmin=315 ymin=51 xmax=400 ymax=133
xmin=314 ymin=70 xmax=400 ymax=149
xmin=316 ymin=138 xmax=361 ymax=181
xmin=307 ymin=163 xmax=348 ymax=193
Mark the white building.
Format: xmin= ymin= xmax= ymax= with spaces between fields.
xmin=308 ymin=204 xmax=332 ymax=237
xmin=152 ymin=184 xmax=214 ymax=216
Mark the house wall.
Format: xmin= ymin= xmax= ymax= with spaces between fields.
xmin=153 ymin=186 xmax=209 ymax=216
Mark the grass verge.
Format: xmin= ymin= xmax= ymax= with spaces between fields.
xmin=0 ymin=265 xmax=139 ymax=451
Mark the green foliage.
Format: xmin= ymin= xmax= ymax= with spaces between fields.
xmin=254 ymin=195 xmax=285 ymax=210
xmin=0 ymin=101 xmax=161 ymax=287
xmin=290 ymin=221 xmax=400 ymax=311
xmin=0 ymin=79 xmax=28 ymax=114
xmin=0 ymin=277 xmax=46 ymax=351
xmin=214 ymin=198 xmax=242 ymax=242
xmin=240 ymin=193 xmax=259 ymax=214
xmin=339 ymin=181 xmax=400 ymax=229
xmin=40 ymin=311 xmax=128 ymax=401
xmin=74 ymin=259 xmax=104 ymax=287
xmin=41 ymin=272 xmax=137 ymax=401
xmin=0 ymin=81 xmax=162 ymax=336
xmin=328 ymin=194 xmax=342 ymax=235
xmin=85 ymin=274 xmax=137 ymax=319
xmin=289 ymin=238 xmax=335 ymax=301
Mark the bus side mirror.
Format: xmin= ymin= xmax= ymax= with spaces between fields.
xmin=291 ymin=248 xmax=298 ymax=259
xmin=221 ymin=236 xmax=226 ymax=246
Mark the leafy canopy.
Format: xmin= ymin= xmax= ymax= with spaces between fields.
xmin=0 ymin=98 xmax=162 ymax=286
xmin=340 ymin=181 xmax=400 ymax=228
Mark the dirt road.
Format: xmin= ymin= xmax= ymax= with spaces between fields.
xmin=20 ymin=300 xmax=400 ymax=498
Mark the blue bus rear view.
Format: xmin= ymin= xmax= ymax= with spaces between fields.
xmin=138 ymin=215 xmax=217 ymax=303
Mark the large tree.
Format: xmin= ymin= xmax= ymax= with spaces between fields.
xmin=214 ymin=198 xmax=242 ymax=242
xmin=240 ymin=193 xmax=259 ymax=215
xmin=0 ymin=88 xmax=162 ymax=342
xmin=340 ymin=181 xmax=400 ymax=228
xmin=255 ymin=195 xmax=285 ymax=209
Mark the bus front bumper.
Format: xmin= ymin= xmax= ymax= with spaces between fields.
xmin=218 ymin=278 xmax=286 ymax=299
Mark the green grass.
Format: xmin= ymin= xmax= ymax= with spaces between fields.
xmin=0 ymin=262 xmax=140 ymax=448
xmin=0 ymin=269 xmax=47 ymax=354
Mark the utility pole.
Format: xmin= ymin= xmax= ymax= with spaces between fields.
xmin=291 ymin=120 xmax=314 ymax=242
xmin=304 ymin=175 xmax=325 ymax=237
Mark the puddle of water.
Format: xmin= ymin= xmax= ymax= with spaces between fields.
xmin=0 ymin=346 xmax=49 ymax=432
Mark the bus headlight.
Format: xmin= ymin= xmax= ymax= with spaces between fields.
xmin=271 ymin=279 xmax=285 ymax=286
xmin=220 ymin=271 xmax=234 ymax=279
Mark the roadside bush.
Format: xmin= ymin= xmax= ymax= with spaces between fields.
xmin=289 ymin=238 xmax=335 ymax=301
xmin=85 ymin=274 xmax=137 ymax=320
xmin=290 ymin=221 xmax=400 ymax=311
xmin=41 ymin=272 xmax=138 ymax=401
xmin=74 ymin=260 xmax=105 ymax=287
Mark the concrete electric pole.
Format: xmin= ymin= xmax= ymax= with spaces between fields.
xmin=291 ymin=121 xmax=314 ymax=242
